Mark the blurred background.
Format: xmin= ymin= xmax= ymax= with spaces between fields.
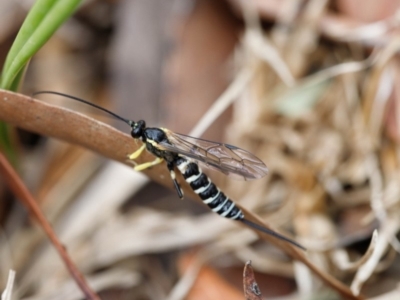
xmin=1 ymin=0 xmax=400 ymax=299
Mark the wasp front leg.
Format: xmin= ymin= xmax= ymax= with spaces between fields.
xmin=127 ymin=144 xmax=163 ymax=171
xmin=128 ymin=144 xmax=146 ymax=163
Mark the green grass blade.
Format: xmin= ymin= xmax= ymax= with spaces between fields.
xmin=1 ymin=0 xmax=82 ymax=89
xmin=2 ymin=0 xmax=55 ymax=78
xmin=0 ymin=0 xmax=82 ymax=164
xmin=0 ymin=123 xmax=17 ymax=166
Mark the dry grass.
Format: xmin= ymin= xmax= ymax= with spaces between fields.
xmin=1 ymin=0 xmax=400 ymax=299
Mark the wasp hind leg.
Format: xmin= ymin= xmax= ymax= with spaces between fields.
xmin=167 ymin=162 xmax=184 ymax=199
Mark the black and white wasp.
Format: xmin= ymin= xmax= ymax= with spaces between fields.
xmin=34 ymin=91 xmax=305 ymax=250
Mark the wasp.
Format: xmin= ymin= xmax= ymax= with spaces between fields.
xmin=34 ymin=91 xmax=305 ymax=250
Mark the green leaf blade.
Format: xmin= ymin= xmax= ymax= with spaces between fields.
xmin=1 ymin=0 xmax=82 ymax=90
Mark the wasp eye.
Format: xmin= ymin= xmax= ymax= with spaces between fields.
xmin=131 ymin=120 xmax=145 ymax=139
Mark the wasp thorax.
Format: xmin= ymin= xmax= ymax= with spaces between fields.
xmin=131 ymin=120 xmax=146 ymax=139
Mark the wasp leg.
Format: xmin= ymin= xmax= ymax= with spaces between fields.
xmin=128 ymin=144 xmax=146 ymax=161
xmin=167 ymin=162 xmax=184 ymax=199
xmin=134 ymin=157 xmax=164 ymax=171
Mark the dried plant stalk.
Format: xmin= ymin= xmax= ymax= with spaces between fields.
xmin=0 ymin=89 xmax=362 ymax=299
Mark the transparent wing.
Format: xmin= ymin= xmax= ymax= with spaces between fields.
xmin=159 ymin=130 xmax=268 ymax=180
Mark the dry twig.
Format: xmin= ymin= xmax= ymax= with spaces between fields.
xmin=0 ymin=151 xmax=99 ymax=299
xmin=0 ymin=89 xmax=362 ymax=299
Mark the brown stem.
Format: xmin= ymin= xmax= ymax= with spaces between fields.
xmin=0 ymin=151 xmax=100 ymax=299
xmin=0 ymin=89 xmax=363 ymax=299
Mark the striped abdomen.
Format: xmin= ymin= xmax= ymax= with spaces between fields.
xmin=175 ymin=157 xmax=244 ymax=220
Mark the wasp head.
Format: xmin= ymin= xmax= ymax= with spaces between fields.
xmin=131 ymin=120 xmax=146 ymax=140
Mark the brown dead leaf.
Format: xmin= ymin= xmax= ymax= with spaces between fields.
xmin=177 ymin=251 xmax=243 ymax=300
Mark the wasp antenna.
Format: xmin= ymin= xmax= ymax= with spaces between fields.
xmin=240 ymin=219 xmax=306 ymax=251
xmin=33 ymin=91 xmax=132 ymax=126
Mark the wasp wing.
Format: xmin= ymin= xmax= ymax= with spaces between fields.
xmin=159 ymin=130 xmax=268 ymax=180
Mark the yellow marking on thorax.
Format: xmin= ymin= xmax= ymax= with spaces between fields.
xmin=147 ymin=139 xmax=167 ymax=151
